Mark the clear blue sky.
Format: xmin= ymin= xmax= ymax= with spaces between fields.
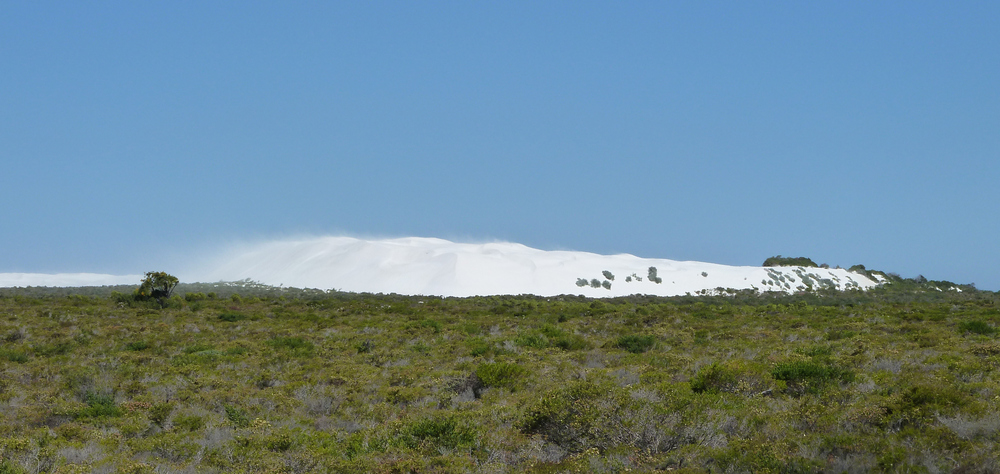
xmin=2 ymin=2 xmax=998 ymax=289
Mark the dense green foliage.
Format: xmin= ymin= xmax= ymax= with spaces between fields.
xmin=614 ymin=334 xmax=657 ymax=353
xmin=763 ymin=255 xmax=819 ymax=267
xmin=134 ymin=271 xmax=179 ymax=303
xmin=0 ymin=283 xmax=998 ymax=472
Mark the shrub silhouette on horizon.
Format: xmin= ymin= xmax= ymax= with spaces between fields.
xmin=763 ymin=255 xmax=818 ymax=267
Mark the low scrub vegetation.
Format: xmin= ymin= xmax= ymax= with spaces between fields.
xmin=0 ymin=282 xmax=998 ymax=472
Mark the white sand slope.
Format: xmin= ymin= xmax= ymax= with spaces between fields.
xmin=0 ymin=273 xmax=142 ymax=288
xmin=190 ymin=236 xmax=880 ymax=297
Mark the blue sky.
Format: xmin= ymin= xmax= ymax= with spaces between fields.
xmin=2 ymin=2 xmax=998 ymax=289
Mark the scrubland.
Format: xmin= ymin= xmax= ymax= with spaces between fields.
xmin=0 ymin=285 xmax=999 ymax=473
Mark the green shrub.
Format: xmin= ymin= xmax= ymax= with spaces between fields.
xmin=602 ymin=271 xmax=615 ymax=281
xmin=648 ymin=267 xmax=662 ymax=284
xmin=800 ymin=345 xmax=833 ymax=358
xmin=268 ymin=336 xmax=314 ymax=354
xmin=971 ymin=342 xmax=1000 ymax=356
xmin=225 ymin=346 xmax=247 ymax=355
xmin=125 ymin=341 xmax=149 ymax=351
xmin=690 ymin=363 xmax=727 ymax=393
xmin=149 ymin=402 xmax=174 ymax=427
xmin=516 ymin=325 xmax=588 ymax=351
xmin=224 ymin=404 xmax=250 ymax=428
xmin=716 ymin=437 xmax=821 ymax=473
xmin=356 ymin=339 xmax=375 ymax=353
xmin=615 ymin=334 xmax=656 ymax=353
xmin=184 ymin=292 xmax=207 ymax=302
xmin=75 ymin=392 xmax=122 ymax=419
xmin=2 ymin=350 xmax=28 ymax=363
xmin=174 ymin=414 xmax=205 ymax=432
xmin=772 ymin=360 xmax=833 ymax=381
xmin=958 ymin=320 xmax=995 ymax=335
xmin=691 ymin=360 xmax=776 ymax=395
xmin=218 ymin=311 xmax=248 ymax=322
xmin=183 ymin=344 xmax=214 ymax=354
xmin=913 ymin=332 xmax=941 ymax=347
xmin=515 ymin=333 xmax=547 ymax=349
xmin=384 ymin=303 xmax=415 ymax=315
xmin=53 ymin=422 xmax=87 ymax=441
xmin=466 ymin=337 xmax=494 ymax=357
xmin=476 ymin=361 xmax=526 ymax=390
xmin=400 ymin=415 xmax=476 ymax=450
xmin=898 ymin=384 xmax=968 ymax=413
xmin=459 ymin=321 xmax=481 ymax=335
xmin=110 ymin=291 xmax=135 ymax=306
xmin=771 ymin=359 xmax=852 ymax=394
xmin=265 ymin=431 xmax=296 ymax=452
xmin=763 ymin=256 xmax=818 ymax=267
xmin=825 ymin=329 xmax=856 ymax=341
xmin=416 ymin=319 xmax=442 ymax=333
xmin=0 ymin=459 xmax=26 ymax=474
xmin=33 ymin=341 xmax=73 ymax=357
xmin=541 ymin=325 xmax=588 ymax=350
xmin=519 ymin=379 xmax=648 ymax=454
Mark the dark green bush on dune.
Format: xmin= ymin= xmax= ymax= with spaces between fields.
xmin=763 ymin=255 xmax=818 ymax=267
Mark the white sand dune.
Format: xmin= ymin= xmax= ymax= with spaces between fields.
xmin=2 ymin=237 xmax=880 ymax=297
xmin=191 ymin=236 xmax=879 ymax=297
